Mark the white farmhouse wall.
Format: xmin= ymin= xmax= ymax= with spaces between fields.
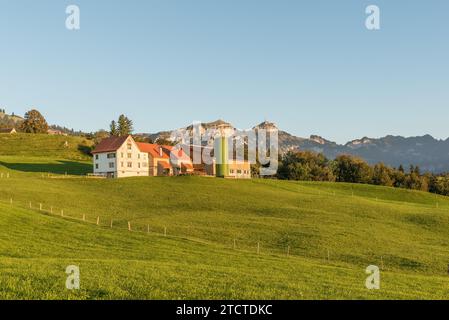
xmin=93 ymin=136 xmax=149 ymax=178
xmin=115 ymin=137 xmax=149 ymax=178
xmin=93 ymin=152 xmax=117 ymax=177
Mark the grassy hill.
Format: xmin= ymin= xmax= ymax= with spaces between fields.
xmin=0 ymin=133 xmax=93 ymax=162
xmin=1 ymin=134 xmax=449 ymax=299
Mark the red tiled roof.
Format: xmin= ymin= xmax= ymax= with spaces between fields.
xmin=164 ymin=145 xmax=192 ymax=161
xmin=136 ymin=142 xmax=170 ymax=159
xmin=92 ymin=135 xmax=129 ymax=154
xmin=181 ymin=162 xmax=194 ymax=170
xmin=158 ymin=161 xmax=171 ymax=169
xmin=136 ymin=143 xmax=192 ymax=162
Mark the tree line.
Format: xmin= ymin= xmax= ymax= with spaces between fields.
xmin=277 ymin=151 xmax=449 ymax=196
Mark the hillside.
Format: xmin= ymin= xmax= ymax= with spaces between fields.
xmin=1 ymin=134 xmax=449 ymax=299
xmin=3 ymin=201 xmax=449 ymax=299
xmin=0 ymin=133 xmax=93 ymax=163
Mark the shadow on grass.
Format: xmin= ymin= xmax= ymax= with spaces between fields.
xmin=78 ymin=144 xmax=93 ymax=156
xmin=0 ymin=160 xmax=92 ymax=175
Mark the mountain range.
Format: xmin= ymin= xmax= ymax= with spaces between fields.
xmin=143 ymin=120 xmax=449 ymax=173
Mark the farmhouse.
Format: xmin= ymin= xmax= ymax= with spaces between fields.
xmin=92 ymin=135 xmax=194 ymax=178
xmin=135 ymin=142 xmax=194 ymax=176
xmin=186 ymin=145 xmax=251 ymax=179
xmin=92 ymin=135 xmax=251 ymax=179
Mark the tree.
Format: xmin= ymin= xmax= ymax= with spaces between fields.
xmin=155 ymin=138 xmax=175 ymax=146
xmin=20 ymin=109 xmax=49 ymax=133
xmin=372 ymin=163 xmax=394 ymax=187
xmin=133 ymin=135 xmax=153 ymax=143
xmin=277 ymin=151 xmax=335 ymax=182
xmin=110 ymin=120 xmax=118 ymax=136
xmin=333 ymin=154 xmax=373 ymax=184
xmin=117 ymin=114 xmax=133 ymax=136
xmin=392 ymin=167 xmax=406 ymax=188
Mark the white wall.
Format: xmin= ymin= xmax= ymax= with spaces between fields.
xmin=93 ymin=136 xmax=149 ymax=178
xmin=93 ymin=152 xmax=117 ymax=177
xmin=115 ymin=137 xmax=149 ymax=178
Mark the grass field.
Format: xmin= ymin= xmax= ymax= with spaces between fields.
xmin=1 ymin=133 xmax=449 ymax=299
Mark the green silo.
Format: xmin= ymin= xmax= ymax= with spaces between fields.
xmin=215 ymin=136 xmax=229 ymax=178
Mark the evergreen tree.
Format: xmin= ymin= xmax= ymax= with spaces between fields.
xmin=117 ymin=114 xmax=133 ymax=136
xmin=110 ymin=120 xmax=118 ymax=136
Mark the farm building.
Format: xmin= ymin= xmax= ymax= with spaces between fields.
xmin=0 ymin=128 xmax=17 ymax=134
xmin=91 ymin=135 xmax=193 ymax=178
xmin=92 ymin=135 xmax=251 ymax=179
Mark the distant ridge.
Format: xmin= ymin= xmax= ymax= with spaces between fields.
xmin=143 ymin=119 xmax=449 ymax=173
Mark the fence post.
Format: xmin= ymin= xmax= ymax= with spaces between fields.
xmin=164 ymin=226 xmax=167 ymax=236
xmin=257 ymin=242 xmax=260 ymax=255
xmin=50 ymin=206 xmax=53 ymax=214
xmin=96 ymin=217 xmax=100 ymax=225
xmin=147 ymin=224 xmax=150 ymax=234
xmin=29 ymin=202 xmax=32 ymax=209
xmin=327 ymin=248 xmax=330 ymax=261
xmin=128 ymin=221 xmax=131 ymax=231
xmin=110 ymin=219 xmax=113 ymax=228
xmin=39 ymin=203 xmax=42 ymax=211
xmin=9 ymin=198 xmax=12 ymax=205
xmin=61 ymin=209 xmax=64 ymax=217
xmin=233 ymin=238 xmax=236 ymax=250
xmin=83 ymin=214 xmax=86 ymax=221
xmin=381 ymin=256 xmax=384 ymax=270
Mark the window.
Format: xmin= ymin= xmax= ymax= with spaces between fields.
xmin=109 ymin=162 xmax=115 ymax=168
xmin=107 ymin=153 xmax=116 ymax=159
xmin=127 ymin=143 xmax=132 ymax=150
xmin=138 ymin=163 xmax=141 ymax=168
xmin=127 ymin=162 xmax=132 ymax=168
xmin=138 ymin=154 xmax=140 ymax=159
xmin=127 ymin=153 xmax=132 ymax=159
xmin=237 ymin=170 xmax=242 ymax=174
xmin=95 ymin=155 xmax=99 ymax=160
xmin=230 ymin=169 xmax=234 ymax=174
xmin=95 ymin=164 xmax=99 ymax=169
xmin=121 ymin=153 xmax=124 ymax=158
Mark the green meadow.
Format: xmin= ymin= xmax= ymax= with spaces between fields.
xmin=1 ymin=133 xmax=449 ymax=299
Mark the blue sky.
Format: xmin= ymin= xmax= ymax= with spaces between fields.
xmin=0 ymin=0 xmax=448 ymax=143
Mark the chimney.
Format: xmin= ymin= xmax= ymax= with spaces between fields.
xmin=159 ymin=146 xmax=163 ymax=157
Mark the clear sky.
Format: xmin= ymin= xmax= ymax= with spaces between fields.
xmin=0 ymin=0 xmax=448 ymax=143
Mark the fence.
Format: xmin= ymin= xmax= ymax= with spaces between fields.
xmin=2 ymin=170 xmax=445 ymax=268
xmin=0 ymin=194 xmax=394 ymax=270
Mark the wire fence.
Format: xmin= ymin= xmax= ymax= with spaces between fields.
xmin=0 ymin=192 xmax=395 ymax=271
xmin=2 ymin=170 xmax=447 ymax=271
